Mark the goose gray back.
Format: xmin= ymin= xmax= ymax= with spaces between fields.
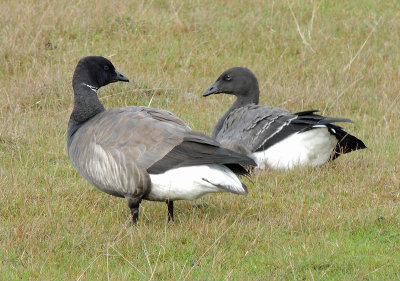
xmin=203 ymin=67 xmax=366 ymax=170
xmin=68 ymin=57 xmax=256 ymax=224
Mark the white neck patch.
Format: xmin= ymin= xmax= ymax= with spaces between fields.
xmin=82 ymin=83 xmax=98 ymax=93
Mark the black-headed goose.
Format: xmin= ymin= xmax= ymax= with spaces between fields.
xmin=68 ymin=57 xmax=256 ymax=224
xmin=202 ymin=67 xmax=366 ymax=170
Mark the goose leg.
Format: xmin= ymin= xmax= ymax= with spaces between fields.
xmin=166 ymin=200 xmax=174 ymax=222
xmin=126 ymin=197 xmax=141 ymax=225
xmin=130 ymin=206 xmax=140 ymax=224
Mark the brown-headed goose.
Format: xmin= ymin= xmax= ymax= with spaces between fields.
xmin=68 ymin=57 xmax=256 ymax=224
xmin=203 ymin=67 xmax=366 ymax=170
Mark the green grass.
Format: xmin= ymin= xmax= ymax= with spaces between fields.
xmin=1 ymin=0 xmax=399 ymax=279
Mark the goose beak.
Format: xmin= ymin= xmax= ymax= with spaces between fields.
xmin=202 ymin=81 xmax=220 ymax=97
xmin=115 ymin=70 xmax=129 ymax=82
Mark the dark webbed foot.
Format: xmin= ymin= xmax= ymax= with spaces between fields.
xmin=166 ymin=200 xmax=174 ymax=222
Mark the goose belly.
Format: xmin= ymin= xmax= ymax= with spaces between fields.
xmin=69 ymin=141 xmax=148 ymax=198
xmin=147 ymin=164 xmax=244 ymax=201
xmin=252 ymin=127 xmax=338 ymax=170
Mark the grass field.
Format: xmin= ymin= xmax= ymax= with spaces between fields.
xmin=1 ymin=0 xmax=399 ymax=279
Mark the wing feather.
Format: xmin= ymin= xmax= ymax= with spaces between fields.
xmin=215 ymin=106 xmax=364 ymax=155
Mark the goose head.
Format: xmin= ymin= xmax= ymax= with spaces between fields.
xmin=202 ymin=67 xmax=259 ymax=103
xmin=72 ymin=56 xmax=129 ymax=91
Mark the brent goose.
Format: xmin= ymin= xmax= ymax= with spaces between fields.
xmin=68 ymin=57 xmax=255 ymax=224
xmin=203 ymin=67 xmax=366 ymax=170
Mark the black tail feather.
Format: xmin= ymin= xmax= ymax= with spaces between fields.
xmin=294 ymin=109 xmax=321 ymax=116
xmin=293 ymin=110 xmax=353 ymax=125
xmin=329 ymin=126 xmax=367 ymax=160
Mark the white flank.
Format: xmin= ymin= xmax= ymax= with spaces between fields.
xmin=252 ymin=127 xmax=338 ymax=170
xmin=147 ymin=164 xmax=246 ymax=201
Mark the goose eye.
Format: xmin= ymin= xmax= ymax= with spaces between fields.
xmin=224 ymin=74 xmax=231 ymax=81
xmin=104 ymin=65 xmax=110 ymax=71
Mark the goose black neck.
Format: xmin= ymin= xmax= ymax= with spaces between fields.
xmin=211 ymin=87 xmax=259 ymax=139
xmin=67 ymin=82 xmax=105 ymax=149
